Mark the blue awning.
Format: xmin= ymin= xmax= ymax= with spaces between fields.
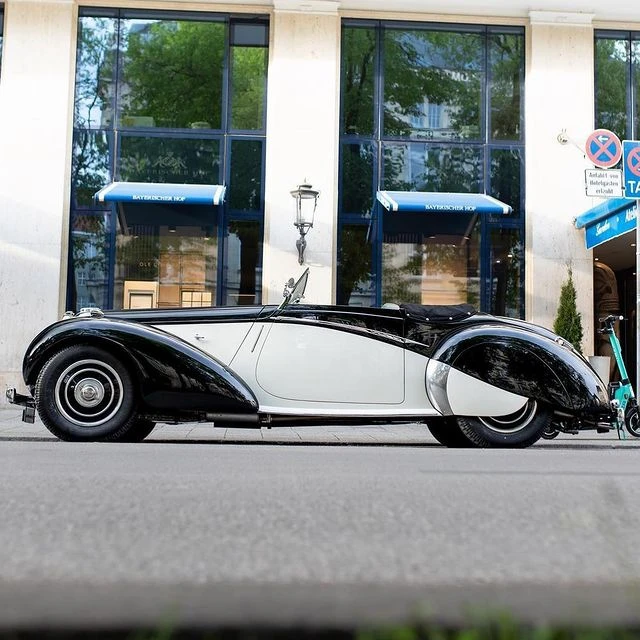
xmin=574 ymin=198 xmax=637 ymax=249
xmin=95 ymin=182 xmax=226 ymax=206
xmin=376 ymin=191 xmax=512 ymax=215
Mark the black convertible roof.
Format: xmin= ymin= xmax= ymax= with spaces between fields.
xmin=400 ymin=303 xmax=477 ymax=322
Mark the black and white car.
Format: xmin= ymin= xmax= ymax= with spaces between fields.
xmin=7 ymin=268 xmax=614 ymax=447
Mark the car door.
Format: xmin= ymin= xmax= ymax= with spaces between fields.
xmin=254 ymin=319 xmax=405 ymax=405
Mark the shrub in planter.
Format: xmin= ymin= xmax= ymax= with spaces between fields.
xmin=553 ymin=266 xmax=583 ymax=354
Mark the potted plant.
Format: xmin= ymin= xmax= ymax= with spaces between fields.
xmin=553 ymin=266 xmax=584 ymax=354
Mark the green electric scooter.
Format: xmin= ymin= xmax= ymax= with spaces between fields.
xmin=600 ymin=314 xmax=640 ymax=438
xmin=542 ymin=314 xmax=640 ymax=440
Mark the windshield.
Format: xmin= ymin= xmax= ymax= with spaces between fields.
xmin=275 ymin=268 xmax=309 ymax=314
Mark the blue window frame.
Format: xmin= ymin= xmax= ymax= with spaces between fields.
xmin=0 ymin=7 xmax=4 ymax=75
xmin=338 ymin=20 xmax=525 ymax=317
xmin=68 ymin=8 xmax=268 ymax=311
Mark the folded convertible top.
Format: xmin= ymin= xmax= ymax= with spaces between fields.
xmin=400 ymin=303 xmax=477 ymax=322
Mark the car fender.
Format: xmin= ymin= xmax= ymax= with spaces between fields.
xmin=22 ymin=318 xmax=258 ymax=414
xmin=427 ymin=324 xmax=609 ymax=416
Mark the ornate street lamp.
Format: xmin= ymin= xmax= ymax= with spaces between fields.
xmin=291 ymin=181 xmax=320 ymax=265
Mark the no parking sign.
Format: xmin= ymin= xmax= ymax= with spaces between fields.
xmin=585 ymin=129 xmax=623 ymax=169
xmin=623 ymin=140 xmax=640 ymax=196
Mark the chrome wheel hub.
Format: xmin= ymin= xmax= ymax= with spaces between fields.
xmin=54 ymin=359 xmax=124 ymax=428
xmin=478 ymin=400 xmax=538 ymax=434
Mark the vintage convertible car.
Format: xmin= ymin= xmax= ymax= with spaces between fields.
xmin=6 ymin=269 xmax=615 ymax=447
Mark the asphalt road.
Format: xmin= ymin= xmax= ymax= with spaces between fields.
xmin=2 ymin=438 xmax=640 ymax=632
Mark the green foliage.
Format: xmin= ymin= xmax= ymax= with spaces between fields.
xmin=553 ymin=267 xmax=583 ymax=354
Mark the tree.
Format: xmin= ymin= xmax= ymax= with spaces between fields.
xmin=553 ymin=267 xmax=583 ymax=354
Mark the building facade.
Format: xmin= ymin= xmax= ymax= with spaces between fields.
xmin=1 ymin=0 xmax=639 ymax=392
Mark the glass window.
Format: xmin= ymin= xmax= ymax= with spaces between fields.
xmin=231 ymin=46 xmax=268 ymax=130
xmin=341 ymin=26 xmax=376 ymax=136
xmin=69 ymin=10 xmax=268 ymax=312
xmin=118 ymin=18 xmax=225 ymax=130
xmin=75 ymin=17 xmax=118 ymax=129
xmin=337 ymin=224 xmax=374 ymax=306
xmin=339 ymin=21 xmax=525 ymax=316
xmin=489 ymin=30 xmax=524 ymax=141
xmin=228 ymin=139 xmax=263 ymax=212
xmin=223 ymin=219 xmax=262 ymax=305
xmin=69 ymin=211 xmax=111 ymax=310
xmin=114 ymin=203 xmax=218 ymax=309
xmin=382 ymin=142 xmax=483 ymax=193
xmin=488 ymin=227 xmax=523 ymax=317
xmin=595 ymin=34 xmax=630 ymax=141
xmin=383 ymin=28 xmax=484 ymax=141
xmin=118 ymin=135 xmax=221 ymax=184
xmin=341 ymin=143 xmax=375 ymax=215
xmin=634 ymin=37 xmax=640 ymax=139
xmin=72 ymin=130 xmax=113 ymax=206
xmin=382 ymin=216 xmax=480 ymax=306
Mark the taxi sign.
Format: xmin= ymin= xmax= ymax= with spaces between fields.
xmin=623 ymin=140 xmax=640 ymax=197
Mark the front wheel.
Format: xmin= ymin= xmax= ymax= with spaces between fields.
xmin=625 ymin=403 xmax=640 ymax=438
xmin=35 ymin=345 xmax=138 ymax=442
xmin=457 ymin=400 xmax=551 ymax=448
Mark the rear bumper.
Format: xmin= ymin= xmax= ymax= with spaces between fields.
xmin=5 ymin=388 xmax=36 ymax=423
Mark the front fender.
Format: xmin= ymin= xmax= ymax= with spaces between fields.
xmin=430 ymin=324 xmax=609 ymax=416
xmin=23 ymin=318 xmax=258 ymax=414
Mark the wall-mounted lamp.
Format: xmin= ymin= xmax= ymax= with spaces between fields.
xmin=291 ymin=181 xmax=320 ymax=265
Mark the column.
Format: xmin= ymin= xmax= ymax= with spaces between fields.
xmin=262 ymin=0 xmax=340 ymax=304
xmin=0 ymin=0 xmax=77 ymax=391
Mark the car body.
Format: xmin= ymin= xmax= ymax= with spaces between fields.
xmin=7 ymin=269 xmax=615 ymax=447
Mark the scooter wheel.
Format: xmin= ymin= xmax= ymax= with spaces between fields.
xmin=625 ymin=405 xmax=640 ymax=438
xmin=541 ymin=425 xmax=560 ymax=440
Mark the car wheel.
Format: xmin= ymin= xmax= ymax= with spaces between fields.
xmin=457 ymin=399 xmax=551 ymax=448
xmin=625 ymin=404 xmax=640 ymax=438
xmin=427 ymin=417 xmax=475 ymax=448
xmin=35 ymin=345 xmax=137 ymax=442
xmin=111 ymin=419 xmax=156 ymax=443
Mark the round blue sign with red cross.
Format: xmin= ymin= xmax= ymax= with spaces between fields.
xmin=585 ymin=129 xmax=623 ymax=168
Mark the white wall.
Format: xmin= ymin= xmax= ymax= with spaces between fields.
xmin=0 ymin=0 xmax=77 ymax=392
xmin=525 ymin=11 xmax=595 ymax=352
xmin=262 ymin=2 xmax=340 ymax=305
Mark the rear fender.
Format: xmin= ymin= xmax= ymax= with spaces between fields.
xmin=23 ymin=318 xmax=258 ymax=414
xmin=428 ymin=324 xmax=609 ymax=416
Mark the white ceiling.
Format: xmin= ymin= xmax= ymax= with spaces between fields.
xmin=217 ymin=0 xmax=640 ymax=23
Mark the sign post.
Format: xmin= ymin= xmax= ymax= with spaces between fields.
xmin=622 ymin=140 xmax=640 ymax=391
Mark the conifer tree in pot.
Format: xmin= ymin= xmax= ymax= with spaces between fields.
xmin=553 ymin=266 xmax=584 ymax=354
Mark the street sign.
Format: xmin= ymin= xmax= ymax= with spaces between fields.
xmin=585 ymin=129 xmax=623 ymax=168
xmin=584 ymin=168 xmax=623 ymax=198
xmin=623 ymin=140 xmax=640 ymax=197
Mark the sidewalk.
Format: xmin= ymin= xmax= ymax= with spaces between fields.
xmin=1 ymin=406 xmax=638 ymax=446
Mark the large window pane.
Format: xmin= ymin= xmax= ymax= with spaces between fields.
xmin=114 ymin=203 xmax=217 ymax=309
xmin=382 ymin=216 xmax=480 ymax=306
xmin=383 ymin=29 xmax=483 ymax=141
xmin=383 ymin=142 xmax=482 ymax=192
xmin=488 ymin=227 xmax=522 ymax=318
xmin=337 ymin=224 xmax=374 ymax=306
xmin=489 ymin=31 xmax=524 ymax=141
xmin=75 ymin=17 xmax=117 ymax=129
xmin=341 ymin=27 xmax=376 ymax=136
xmin=490 ymin=147 xmax=522 ymax=219
xmin=595 ymin=36 xmax=629 ymax=142
xmin=231 ymin=46 xmax=267 ymax=130
xmin=228 ymin=139 xmax=263 ymax=212
xmin=69 ymin=211 xmax=111 ymax=311
xmin=72 ymin=130 xmax=113 ymax=206
xmin=634 ymin=38 xmax=640 ymax=139
xmin=119 ymin=136 xmax=221 ymax=183
xmin=224 ymin=220 xmax=262 ymax=305
xmin=341 ymin=143 xmax=374 ymax=215
xmin=119 ymin=19 xmax=225 ymax=129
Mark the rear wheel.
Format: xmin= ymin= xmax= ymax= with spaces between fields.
xmin=427 ymin=417 xmax=475 ymax=448
xmin=111 ymin=418 xmax=156 ymax=442
xmin=35 ymin=345 xmax=138 ymax=442
xmin=457 ymin=400 xmax=551 ymax=448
